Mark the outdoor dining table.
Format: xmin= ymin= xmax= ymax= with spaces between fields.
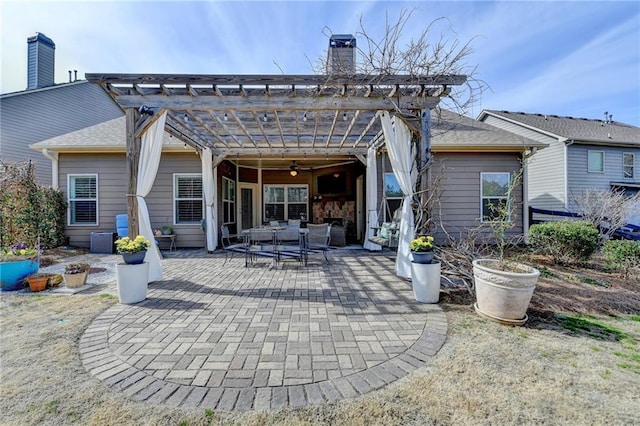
xmin=241 ymin=226 xmax=309 ymax=268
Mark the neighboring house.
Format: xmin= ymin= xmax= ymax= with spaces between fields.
xmin=0 ymin=33 xmax=122 ymax=185
xmin=478 ymin=110 xmax=640 ymax=220
xmin=30 ymin=110 xmax=544 ymax=248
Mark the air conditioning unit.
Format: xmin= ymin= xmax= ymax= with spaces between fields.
xmin=90 ymin=232 xmax=116 ymax=254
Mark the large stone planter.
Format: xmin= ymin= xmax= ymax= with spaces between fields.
xmin=64 ymin=271 xmax=88 ymax=288
xmin=116 ymin=261 xmax=149 ymax=304
xmin=0 ymin=258 xmax=39 ymax=291
xmin=472 ymin=259 xmax=540 ymax=326
xmin=410 ymin=261 xmax=441 ymax=303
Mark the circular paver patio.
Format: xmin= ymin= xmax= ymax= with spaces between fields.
xmin=80 ymin=250 xmax=447 ymax=412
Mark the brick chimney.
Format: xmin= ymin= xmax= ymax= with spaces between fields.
xmin=326 ymin=34 xmax=356 ymax=75
xmin=27 ymin=32 xmax=55 ymax=89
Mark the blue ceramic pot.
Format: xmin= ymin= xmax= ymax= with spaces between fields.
xmin=411 ymin=251 xmax=434 ymax=264
xmin=121 ymin=250 xmax=147 ymax=265
xmin=0 ymin=258 xmax=39 ymax=291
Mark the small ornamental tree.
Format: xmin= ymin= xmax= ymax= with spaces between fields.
xmin=0 ymin=161 xmax=66 ymax=250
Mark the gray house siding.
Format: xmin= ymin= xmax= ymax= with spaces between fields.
xmin=59 ymin=152 xmax=205 ymax=249
xmin=0 ymin=81 xmax=122 ymax=185
xmin=482 ymin=115 xmax=566 ymax=210
xmin=431 ymin=152 xmax=524 ymax=243
xmin=566 ymin=144 xmax=640 ymax=211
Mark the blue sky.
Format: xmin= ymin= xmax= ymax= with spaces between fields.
xmin=2 ymin=0 xmax=639 ymax=125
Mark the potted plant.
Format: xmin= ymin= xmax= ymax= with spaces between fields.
xmin=161 ymin=226 xmax=174 ymax=236
xmin=63 ymin=262 xmax=90 ymax=288
xmin=472 ymin=170 xmax=539 ymax=325
xmin=409 ymin=235 xmax=435 ymax=264
xmin=0 ymin=244 xmax=40 ymax=291
xmin=114 ymin=235 xmax=151 ymax=304
xmin=115 ymin=235 xmax=151 ymax=265
xmin=409 ymin=235 xmax=440 ymax=303
xmin=26 ymin=272 xmax=53 ymax=292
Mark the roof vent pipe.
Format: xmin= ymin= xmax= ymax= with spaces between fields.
xmin=68 ymin=70 xmax=72 ymax=83
xmin=74 ymin=70 xmax=78 ymax=81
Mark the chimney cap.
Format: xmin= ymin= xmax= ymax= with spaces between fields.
xmin=27 ymin=32 xmax=56 ymax=48
xmin=330 ymin=34 xmax=356 ymax=48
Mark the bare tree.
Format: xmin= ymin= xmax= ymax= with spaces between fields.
xmin=312 ymin=9 xmax=486 ymax=236
xmin=571 ymin=188 xmax=640 ymax=244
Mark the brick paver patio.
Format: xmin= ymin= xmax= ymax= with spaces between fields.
xmin=79 ymin=249 xmax=447 ymax=412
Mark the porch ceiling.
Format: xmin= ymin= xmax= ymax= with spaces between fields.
xmin=86 ymin=73 xmax=466 ymax=164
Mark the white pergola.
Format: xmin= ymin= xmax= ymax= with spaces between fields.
xmin=87 ymin=73 xmax=466 ymax=279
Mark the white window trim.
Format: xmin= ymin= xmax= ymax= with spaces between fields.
xmin=67 ymin=173 xmax=98 ymax=226
xmin=587 ymin=150 xmax=605 ymax=174
xmin=222 ymin=176 xmax=236 ymax=225
xmin=173 ymin=173 xmax=204 ymax=225
xmin=263 ymin=184 xmax=309 ymax=222
xmin=623 ymin=152 xmax=635 ymax=179
xmin=384 ymin=172 xmax=403 ymax=220
xmin=480 ymin=172 xmax=511 ymax=223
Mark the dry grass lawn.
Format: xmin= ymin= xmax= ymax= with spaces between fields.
xmin=1 ymin=253 xmax=638 ymax=425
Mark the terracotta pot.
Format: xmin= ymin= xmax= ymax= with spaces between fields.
xmin=27 ymin=276 xmax=48 ymax=292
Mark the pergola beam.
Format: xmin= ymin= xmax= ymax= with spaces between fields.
xmin=114 ymin=95 xmax=439 ymax=111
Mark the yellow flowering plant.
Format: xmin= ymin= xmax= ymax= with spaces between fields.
xmin=115 ymin=235 xmax=151 ymax=254
xmin=409 ymin=235 xmax=435 ymax=252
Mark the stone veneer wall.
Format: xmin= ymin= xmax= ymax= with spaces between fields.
xmin=312 ymin=201 xmax=355 ymax=224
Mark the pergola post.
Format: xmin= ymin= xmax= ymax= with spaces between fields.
xmin=417 ymin=108 xmax=431 ymax=235
xmin=125 ymin=108 xmax=140 ymax=237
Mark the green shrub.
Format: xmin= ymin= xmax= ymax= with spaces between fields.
xmin=0 ymin=161 xmax=66 ymax=250
xmin=602 ymin=240 xmax=640 ymax=278
xmin=528 ymin=221 xmax=599 ymax=264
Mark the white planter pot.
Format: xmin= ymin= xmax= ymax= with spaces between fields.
xmin=116 ymin=262 xmax=149 ymax=304
xmin=472 ymin=259 xmax=539 ymax=325
xmin=410 ymin=261 xmax=441 ymax=303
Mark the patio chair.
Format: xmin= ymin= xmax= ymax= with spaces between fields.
xmin=220 ymin=225 xmax=245 ymax=265
xmin=246 ymin=228 xmax=275 ymax=267
xmin=116 ymin=214 xmax=128 ymax=238
xmin=306 ymin=223 xmax=331 ymax=263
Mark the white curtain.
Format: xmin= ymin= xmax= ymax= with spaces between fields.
xmin=381 ymin=112 xmax=415 ymax=279
xmin=363 ymin=144 xmax=381 ymax=251
xmin=137 ymin=111 xmax=167 ymax=282
xmin=202 ymin=148 xmax=217 ymax=251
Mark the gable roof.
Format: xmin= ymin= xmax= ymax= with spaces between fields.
xmin=30 ymin=116 xmax=185 ymax=152
xmin=430 ymin=109 xmax=545 ymax=152
xmin=478 ymin=110 xmax=640 ymax=146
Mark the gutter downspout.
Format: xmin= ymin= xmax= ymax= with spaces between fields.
xmin=563 ymin=138 xmax=573 ymax=210
xmin=523 ymin=151 xmax=530 ymax=244
xmin=42 ymin=149 xmax=59 ymax=189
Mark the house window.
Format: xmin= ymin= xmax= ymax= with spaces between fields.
xmin=174 ymin=174 xmax=203 ymax=224
xmin=623 ymin=153 xmax=635 ymax=179
xmin=384 ymin=172 xmax=403 ymax=221
xmin=264 ymin=185 xmax=308 ymax=221
xmin=68 ymin=174 xmax=97 ymax=225
xmin=588 ymin=151 xmax=605 ymax=173
xmin=481 ymin=172 xmax=511 ymax=222
xmin=222 ymin=177 xmax=235 ymax=224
